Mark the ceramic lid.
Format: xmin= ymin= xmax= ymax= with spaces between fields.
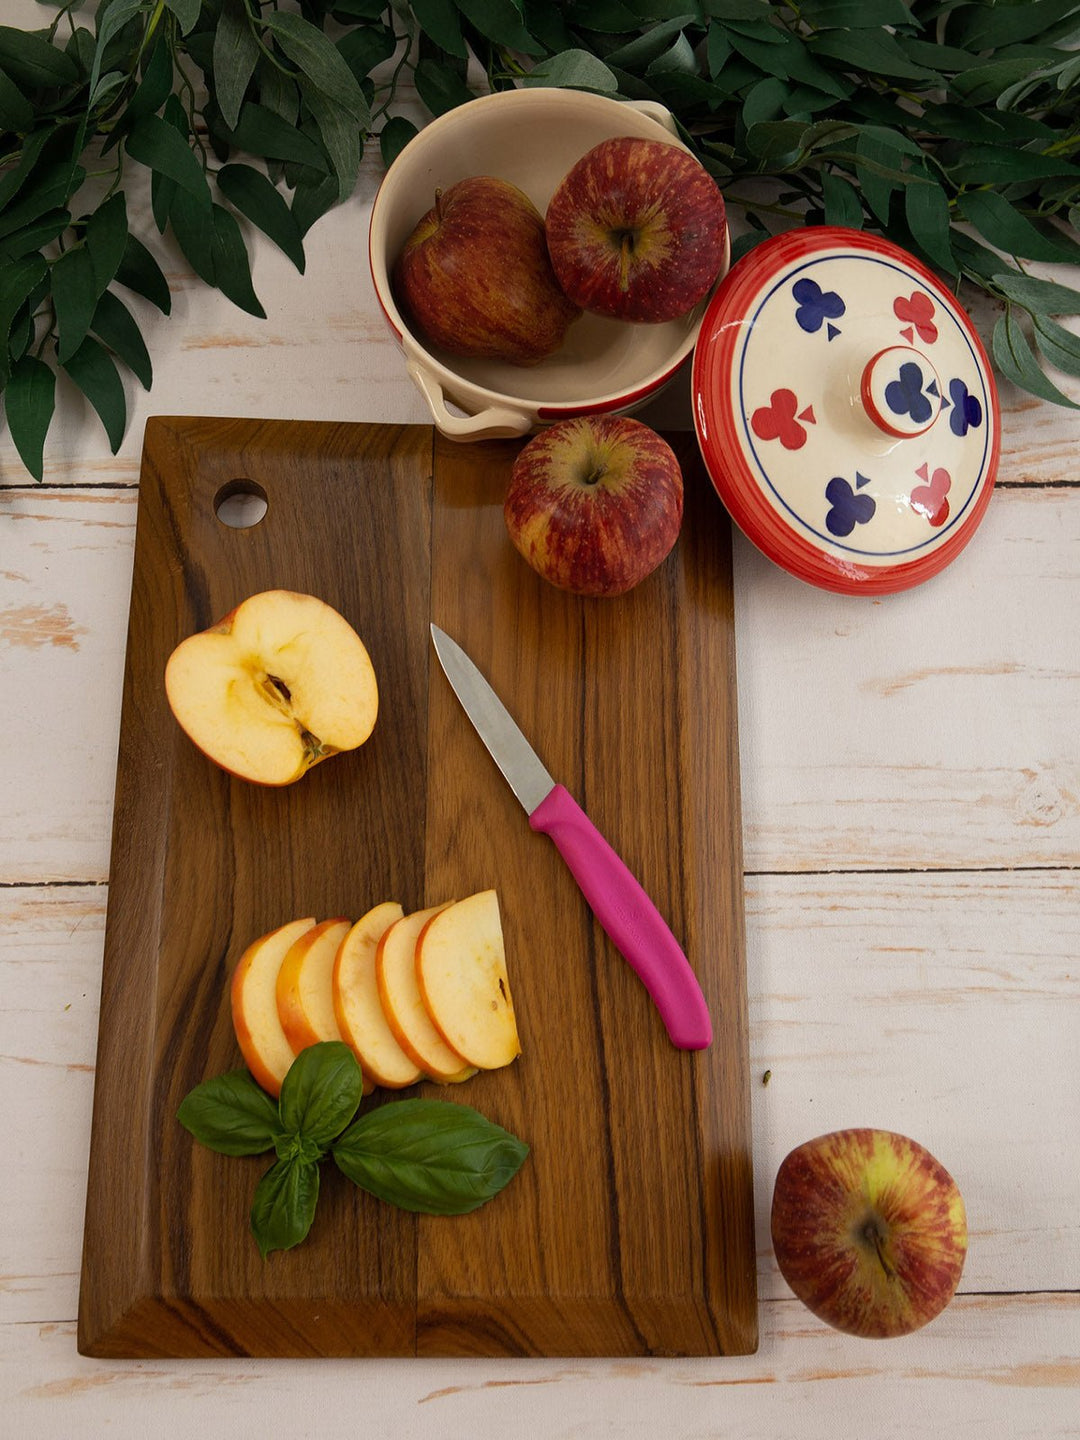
xmin=691 ymin=226 xmax=1001 ymax=595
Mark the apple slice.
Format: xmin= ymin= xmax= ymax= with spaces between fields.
xmin=415 ymin=890 xmax=521 ymax=1070
xmin=164 ymin=589 xmax=378 ymax=786
xmin=376 ymin=904 xmax=477 ymax=1083
xmin=231 ymin=916 xmax=318 ymax=1097
xmin=276 ymin=916 xmax=353 ymax=1051
xmin=333 ymin=902 xmax=423 ymax=1089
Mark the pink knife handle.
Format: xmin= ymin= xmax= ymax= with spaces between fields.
xmin=528 ymin=784 xmax=712 ymax=1050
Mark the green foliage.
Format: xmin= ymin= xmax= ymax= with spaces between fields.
xmin=2 ymin=0 xmax=1079 ymax=477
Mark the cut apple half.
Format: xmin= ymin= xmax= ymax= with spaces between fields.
xmin=164 ymin=589 xmax=378 ymax=786
xmin=231 ymin=916 xmax=318 ymax=1097
xmin=376 ymin=904 xmax=477 ymax=1084
xmin=416 ymin=889 xmax=521 ymax=1070
xmin=333 ymin=902 xmax=423 ymax=1089
xmin=276 ymin=915 xmax=353 ymax=1053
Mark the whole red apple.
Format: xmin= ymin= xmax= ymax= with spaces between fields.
xmin=393 ymin=175 xmax=581 ymax=366
xmin=545 ymin=136 xmax=726 ymax=324
xmin=504 ymin=415 xmax=683 ymax=598
xmin=770 ymin=1128 xmax=967 ymax=1339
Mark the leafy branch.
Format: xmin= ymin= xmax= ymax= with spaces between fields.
xmin=2 ymin=0 xmax=1080 ymax=480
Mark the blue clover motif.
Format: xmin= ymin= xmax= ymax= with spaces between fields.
xmin=825 ymin=476 xmax=876 ymax=538
xmin=793 ymin=277 xmax=846 ymax=335
xmin=884 ymin=361 xmax=933 ymax=424
xmin=948 ymin=378 xmax=983 ymax=437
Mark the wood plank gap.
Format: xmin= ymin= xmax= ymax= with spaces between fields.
xmin=745 ymin=863 xmax=1079 ymax=878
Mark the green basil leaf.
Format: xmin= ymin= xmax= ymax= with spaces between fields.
xmin=251 ymin=1154 xmax=320 ymax=1258
xmin=113 ymin=231 xmax=172 ymax=313
xmin=91 ymin=287 xmax=152 ymax=388
xmin=85 ymin=190 xmax=129 ymax=294
xmin=126 ymin=114 xmax=212 ymax=205
xmin=524 ymin=48 xmax=620 ymax=92
xmin=51 ymin=245 xmax=97 ymax=363
xmin=263 ymin=10 xmax=371 ymax=126
xmin=904 ymin=177 xmax=956 ymax=276
xmin=958 ymin=189 xmax=1080 ymax=264
xmin=414 ymin=55 xmax=473 ymax=116
xmin=177 ymin=1068 xmax=284 ymax=1156
xmin=992 ymin=310 xmax=1080 ymax=409
xmin=991 ymin=271 xmax=1080 ymax=316
xmin=278 ymin=1041 xmax=363 ymax=1147
xmin=0 ymin=23 xmax=81 ymax=89
xmin=379 ymin=115 xmax=417 ymax=169
xmin=1034 ymin=315 xmax=1080 ymax=380
xmin=4 ymin=354 xmax=55 ymax=482
xmin=301 ymin=83 xmax=361 ymax=202
xmin=454 ymin=0 xmax=544 ymax=54
xmin=333 ymin=1099 xmax=529 ymax=1215
xmin=0 ymin=68 xmax=32 ymax=131
xmin=213 ymin=0 xmax=259 ymax=132
xmin=228 ymin=101 xmax=330 ymax=171
xmin=407 ymin=0 xmax=466 ymax=58
xmin=60 ymin=334 xmax=127 ymax=451
xmin=217 ymin=163 xmax=305 ymax=272
xmin=163 ymin=0 xmax=202 ymax=34
xmin=290 ymin=173 xmax=338 ymax=236
xmin=820 ymin=168 xmax=863 ymax=228
xmin=0 ymin=208 xmax=70 ymax=263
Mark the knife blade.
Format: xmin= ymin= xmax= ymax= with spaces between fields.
xmin=430 ymin=624 xmax=712 ymax=1051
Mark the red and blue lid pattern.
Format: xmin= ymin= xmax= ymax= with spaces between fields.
xmin=691 ymin=227 xmax=1001 ymax=595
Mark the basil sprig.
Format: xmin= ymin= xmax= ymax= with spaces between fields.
xmin=177 ymin=1041 xmax=528 ymax=1257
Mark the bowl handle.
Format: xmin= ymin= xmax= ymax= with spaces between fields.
xmin=621 ymin=100 xmax=680 ymax=139
xmin=406 ymin=361 xmax=534 ymax=442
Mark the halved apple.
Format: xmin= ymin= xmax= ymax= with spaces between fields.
xmin=333 ymin=902 xmax=424 ymax=1089
xmin=376 ymin=903 xmax=477 ymax=1083
xmin=231 ymin=916 xmax=318 ymax=1097
xmin=164 ymin=589 xmax=378 ymax=785
xmin=416 ymin=889 xmax=521 ymax=1070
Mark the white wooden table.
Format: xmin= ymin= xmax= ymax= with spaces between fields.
xmin=3 ymin=135 xmax=1079 ymax=1437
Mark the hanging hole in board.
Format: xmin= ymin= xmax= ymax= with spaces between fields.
xmin=215 ymin=480 xmax=268 ymax=529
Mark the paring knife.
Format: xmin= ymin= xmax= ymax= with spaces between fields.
xmin=430 ymin=624 xmax=712 ymax=1051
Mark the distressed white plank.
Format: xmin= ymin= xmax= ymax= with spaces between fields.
xmin=2 ymin=1294 xmax=1077 ymax=1439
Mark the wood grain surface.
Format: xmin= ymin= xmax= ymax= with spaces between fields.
xmin=76 ymin=417 xmax=755 ymax=1359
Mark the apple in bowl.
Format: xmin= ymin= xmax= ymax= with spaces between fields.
xmin=770 ymin=1128 xmax=967 ymax=1338
xmin=164 ymin=589 xmax=378 ymax=786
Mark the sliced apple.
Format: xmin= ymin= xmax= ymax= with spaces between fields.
xmin=415 ymin=889 xmax=521 ymax=1070
xmin=276 ymin=916 xmax=353 ymax=1051
xmin=231 ymin=916 xmax=318 ymax=1097
xmin=333 ymin=902 xmax=424 ymax=1088
xmin=164 ymin=589 xmax=378 ymax=786
xmin=376 ymin=903 xmax=477 ymax=1083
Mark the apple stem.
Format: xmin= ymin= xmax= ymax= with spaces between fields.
xmin=864 ymin=1221 xmax=896 ymax=1281
xmin=434 ymin=188 xmax=445 ymax=223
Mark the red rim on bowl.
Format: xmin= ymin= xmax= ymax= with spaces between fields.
xmin=691 ymin=226 xmax=1001 ymax=596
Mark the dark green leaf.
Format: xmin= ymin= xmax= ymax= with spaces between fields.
xmin=0 ymin=68 xmax=32 ymax=131
xmin=217 ymin=163 xmax=305 ymax=272
xmin=61 ymin=335 xmax=127 ymax=451
xmin=561 ymin=0 xmax=646 ymax=28
xmin=0 ymin=126 xmax=55 ymax=211
xmin=290 ymin=173 xmax=338 ymax=236
xmin=745 ymin=119 xmax=805 ymax=162
xmin=1034 ymin=315 xmax=1080 ymax=380
xmin=251 ymin=1155 xmax=320 ymax=1258
xmin=301 ymin=83 xmax=361 ymax=202
xmin=959 ymin=189 xmax=1080 ymax=264
xmin=91 ymin=288 xmax=152 ymax=388
xmin=741 ymin=76 xmax=788 ymax=127
xmin=335 ymin=24 xmax=396 ymax=85
xmin=126 ymin=114 xmax=213 ymax=204
xmin=524 ymin=48 xmax=619 ymax=92
xmin=330 ymin=0 xmax=386 ymax=16
xmin=702 ymin=0 xmax=772 ymax=15
xmin=64 ymin=24 xmax=97 ymax=78
xmin=208 ymin=202 xmax=266 ymax=317
xmin=454 ymin=0 xmax=544 ymax=54
xmin=177 ymin=1068 xmax=283 ymax=1156
xmin=51 ymin=245 xmax=96 ymax=363
xmin=896 ymin=38 xmax=979 ymax=73
xmin=379 ymin=116 xmax=417 ymax=169
xmin=4 ymin=354 xmax=55 ymax=482
xmin=854 ymin=129 xmax=903 ymax=224
xmin=799 ymin=0 xmax=915 ymax=26
xmin=169 ymin=183 xmax=216 ymax=284
xmin=820 ymin=168 xmax=863 ymax=227
xmin=0 ymin=23 xmax=81 ymax=89
xmin=278 ymin=1041 xmax=363 ymax=1147
xmin=808 ymin=28 xmax=937 ymax=81
xmin=114 ymin=232 xmax=171 ymax=313
xmin=951 ymin=0 xmax=1080 ymax=49
xmin=333 ymin=1099 xmax=529 ymax=1215
xmin=947 ymin=145 xmax=1080 ymax=186
xmin=414 ymin=55 xmax=474 ymax=115
xmin=263 ymin=10 xmax=371 ymax=125
xmin=919 ymin=102 xmax=1057 ymax=145
xmin=0 ymin=162 xmax=86 ymax=240
xmin=86 ymin=0 xmax=145 ymax=103
xmin=228 ymin=101 xmax=330 ymax=170
xmin=85 ymin=190 xmax=129 ymax=294
xmin=0 ymin=208 xmax=70 ymax=262
xmin=213 ymin=0 xmax=260 ymax=131
xmin=646 ymin=31 xmax=699 ymax=78
xmin=992 ymin=308 xmax=1080 ymax=408
xmin=604 ymin=17 xmax=695 ymax=72
xmin=408 ymin=0 xmax=466 ymax=58
xmin=904 ymin=177 xmax=956 ymax=275
xmin=991 ymin=270 xmax=1080 ymax=316
xmin=951 ymin=58 xmax=1056 ymax=107
xmin=163 ymin=0 xmax=201 ymax=34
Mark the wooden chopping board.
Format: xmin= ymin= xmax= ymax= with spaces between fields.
xmin=77 ymin=416 xmax=757 ymax=1359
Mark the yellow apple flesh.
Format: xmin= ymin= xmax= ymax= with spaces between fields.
xmin=415 ymin=889 xmax=520 ymax=1070
xmin=375 ymin=904 xmax=477 ymax=1084
xmin=165 ymin=589 xmax=378 ymax=785
xmin=230 ymin=916 xmax=317 ymax=1097
xmin=333 ymin=902 xmax=423 ymax=1089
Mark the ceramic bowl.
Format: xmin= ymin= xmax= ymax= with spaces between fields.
xmin=368 ymin=87 xmax=731 ymax=442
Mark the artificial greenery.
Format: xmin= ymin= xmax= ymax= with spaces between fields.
xmin=177 ymin=1041 xmax=529 ymax=1256
xmin=2 ymin=0 xmax=1080 ymax=479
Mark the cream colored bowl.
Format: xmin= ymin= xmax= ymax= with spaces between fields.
xmin=368 ymin=87 xmax=730 ymax=441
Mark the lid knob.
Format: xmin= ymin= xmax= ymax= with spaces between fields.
xmin=860 ymin=346 xmax=943 ymax=439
